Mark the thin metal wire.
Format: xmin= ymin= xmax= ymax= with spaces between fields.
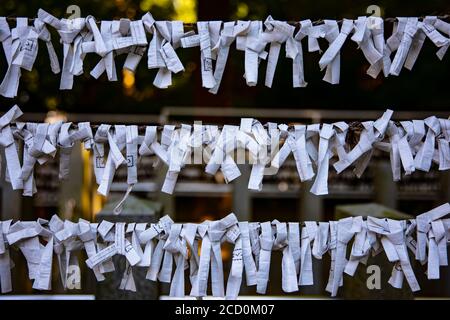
xmin=79 ymin=121 xmax=365 ymax=132
xmin=8 ymin=121 xmax=365 ymax=136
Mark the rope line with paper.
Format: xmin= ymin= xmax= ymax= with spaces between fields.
xmin=1 ymin=105 xmax=449 ymax=213
xmin=1 ymin=10 xmax=450 ymax=96
xmin=0 ymin=203 xmax=449 ymax=298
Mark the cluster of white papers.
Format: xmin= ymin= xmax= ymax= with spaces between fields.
xmin=0 ymin=203 xmax=449 ymax=297
xmin=0 ymin=105 xmax=449 ymax=208
xmin=1 ymin=11 xmax=450 ymax=96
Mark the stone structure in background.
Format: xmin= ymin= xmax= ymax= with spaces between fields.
xmin=95 ymin=194 xmax=162 ymax=300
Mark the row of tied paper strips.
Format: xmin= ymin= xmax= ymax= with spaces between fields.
xmin=0 ymin=203 xmax=450 ymax=298
xmin=1 ymin=105 xmax=450 ymax=210
xmin=1 ymin=10 xmax=450 ymax=97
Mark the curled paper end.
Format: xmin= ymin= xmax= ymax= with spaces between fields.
xmin=113 ymin=205 xmax=123 ymax=215
xmin=112 ymin=185 xmax=134 ymax=215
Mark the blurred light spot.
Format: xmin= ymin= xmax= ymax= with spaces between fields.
xmin=236 ymin=2 xmax=249 ymax=19
xmin=27 ymin=69 xmax=39 ymax=81
xmin=92 ymin=193 xmax=104 ymax=217
xmin=140 ymin=0 xmax=170 ymax=11
xmin=81 ymin=146 xmax=92 ymax=219
xmin=115 ymin=0 xmax=125 ymax=8
xmin=45 ymin=110 xmax=67 ymax=124
xmin=45 ymin=97 xmax=59 ymax=110
xmin=140 ymin=0 xmax=153 ymax=11
xmin=123 ymin=69 xmax=135 ymax=89
xmin=278 ymin=181 xmax=288 ymax=192
xmin=214 ymin=172 xmax=225 ymax=184
xmin=221 ymin=246 xmax=231 ymax=261
xmin=154 ymin=0 xmax=170 ymax=6
xmin=126 ymin=7 xmax=137 ymax=19
xmin=201 ymin=214 xmax=215 ymax=222
xmin=172 ymin=0 xmax=197 ymax=22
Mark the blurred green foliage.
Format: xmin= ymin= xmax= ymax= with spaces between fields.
xmin=0 ymin=0 xmax=450 ymax=114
